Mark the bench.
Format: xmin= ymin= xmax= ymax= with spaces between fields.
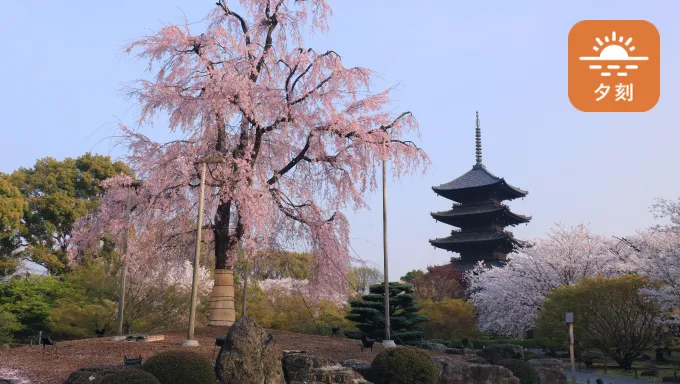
xmin=124 ymin=355 xmax=143 ymax=365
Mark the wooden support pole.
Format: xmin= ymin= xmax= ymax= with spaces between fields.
xmin=184 ymin=162 xmax=207 ymax=346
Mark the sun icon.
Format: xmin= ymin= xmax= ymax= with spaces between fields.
xmin=579 ymin=31 xmax=648 ymax=77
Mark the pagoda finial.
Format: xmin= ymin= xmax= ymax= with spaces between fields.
xmin=475 ymin=111 xmax=482 ymax=165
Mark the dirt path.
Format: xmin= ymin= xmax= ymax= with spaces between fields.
xmin=0 ymin=327 xmax=446 ymax=384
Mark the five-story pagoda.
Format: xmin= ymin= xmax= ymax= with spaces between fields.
xmin=429 ymin=112 xmax=531 ymax=270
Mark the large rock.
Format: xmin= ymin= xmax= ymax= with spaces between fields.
xmin=462 ymin=355 xmax=489 ymax=365
xmin=528 ymin=359 xmax=565 ymax=371
xmin=476 ymin=344 xmax=524 ymax=364
xmin=433 ymin=356 xmax=519 ymax=384
xmin=339 ymin=359 xmax=373 ymax=380
xmin=0 ymin=344 xmax=10 ymax=351
xmin=534 ymin=367 xmax=568 ymax=384
xmin=528 ymin=359 xmax=567 ymax=384
xmin=64 ymin=365 xmax=137 ymax=384
xmin=215 ymin=316 xmax=285 ymax=384
xmin=282 ymin=353 xmax=369 ymax=384
xmin=421 ymin=343 xmax=449 ymax=353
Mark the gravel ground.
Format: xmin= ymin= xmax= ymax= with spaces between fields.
xmin=0 ymin=327 xmax=447 ymax=384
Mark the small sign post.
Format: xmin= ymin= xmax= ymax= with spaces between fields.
xmin=566 ymin=312 xmax=576 ymax=384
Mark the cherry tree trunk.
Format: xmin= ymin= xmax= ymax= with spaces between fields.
xmin=209 ymin=268 xmax=235 ymax=326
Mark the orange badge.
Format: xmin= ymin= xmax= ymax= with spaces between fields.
xmin=568 ymin=20 xmax=660 ymax=112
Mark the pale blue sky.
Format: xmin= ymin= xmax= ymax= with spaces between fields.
xmin=2 ymin=1 xmax=679 ymax=279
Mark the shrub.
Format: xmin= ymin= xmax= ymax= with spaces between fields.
xmin=142 ymin=350 xmax=214 ymax=384
xmin=371 ymin=346 xmax=438 ymax=384
xmin=101 ymin=369 xmax=161 ymax=384
xmin=419 ymin=298 xmax=480 ymax=341
xmin=497 ymin=360 xmax=540 ymax=384
xmin=523 ymin=351 xmax=538 ymax=361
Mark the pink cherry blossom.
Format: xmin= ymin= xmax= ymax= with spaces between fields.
xmin=70 ymin=0 xmax=429 ymax=311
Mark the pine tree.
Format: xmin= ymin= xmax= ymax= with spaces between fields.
xmin=345 ymin=282 xmax=428 ymax=344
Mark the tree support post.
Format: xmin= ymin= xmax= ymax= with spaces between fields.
xmin=183 ymin=161 xmax=208 ymax=346
xmin=114 ymin=180 xmax=143 ymax=340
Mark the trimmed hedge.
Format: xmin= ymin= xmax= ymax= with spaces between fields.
xmin=498 ymin=359 xmax=540 ymax=384
xmin=371 ymin=346 xmax=438 ymax=384
xmin=141 ymin=350 xmax=214 ymax=384
xmin=100 ymin=369 xmax=161 ymax=384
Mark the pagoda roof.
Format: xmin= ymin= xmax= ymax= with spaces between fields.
xmin=429 ymin=230 xmax=527 ymax=251
xmin=431 ymin=202 xmax=531 ymax=226
xmin=433 ymin=164 xmax=527 ymax=194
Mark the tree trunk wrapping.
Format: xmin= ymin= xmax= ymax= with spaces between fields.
xmin=209 ymin=268 xmax=236 ymax=326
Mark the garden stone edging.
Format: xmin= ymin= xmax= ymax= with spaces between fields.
xmin=283 ymin=353 xmax=369 ymax=384
xmin=420 ymin=343 xmax=450 ymax=353
xmin=476 ymin=344 xmax=524 ymax=364
xmin=433 ymin=356 xmax=520 ymax=384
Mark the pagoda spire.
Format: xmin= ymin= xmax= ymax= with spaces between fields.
xmin=475 ymin=111 xmax=482 ymax=165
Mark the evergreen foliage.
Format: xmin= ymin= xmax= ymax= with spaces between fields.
xmin=345 ymin=282 xmax=427 ymax=344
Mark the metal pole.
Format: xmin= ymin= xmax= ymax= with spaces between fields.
xmin=382 ymin=160 xmax=391 ymax=344
xmin=569 ymin=323 xmax=577 ymax=384
xmin=184 ymin=162 xmax=207 ymax=346
xmin=116 ymin=185 xmax=133 ymax=336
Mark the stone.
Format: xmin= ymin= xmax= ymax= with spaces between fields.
xmin=463 ymin=355 xmax=489 ymax=365
xmin=641 ymin=370 xmax=659 ymax=377
xmin=0 ymin=344 xmax=9 ymax=351
xmin=64 ymin=365 xmax=137 ymax=384
xmin=447 ymin=348 xmax=463 ymax=355
xmin=432 ymin=356 xmax=519 ymax=384
xmin=339 ymin=359 xmax=373 ymax=379
xmin=420 ymin=343 xmax=449 ymax=353
xmin=528 ymin=359 xmax=566 ymax=371
xmin=283 ymin=354 xmax=369 ymax=384
xmin=476 ymin=344 xmax=524 ymax=364
xmin=534 ymin=367 xmax=568 ymax=384
xmin=215 ymin=316 xmax=285 ymax=384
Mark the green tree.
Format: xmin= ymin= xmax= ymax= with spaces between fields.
xmin=536 ymin=275 xmax=663 ymax=369
xmin=346 ymin=282 xmax=428 ymax=344
xmin=0 ymin=173 xmax=26 ymax=277
xmin=6 ymin=153 xmax=132 ymax=274
xmin=0 ymin=275 xmax=74 ymax=338
xmin=400 ymin=269 xmax=424 ymax=283
xmin=0 ymin=309 xmax=23 ymax=343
